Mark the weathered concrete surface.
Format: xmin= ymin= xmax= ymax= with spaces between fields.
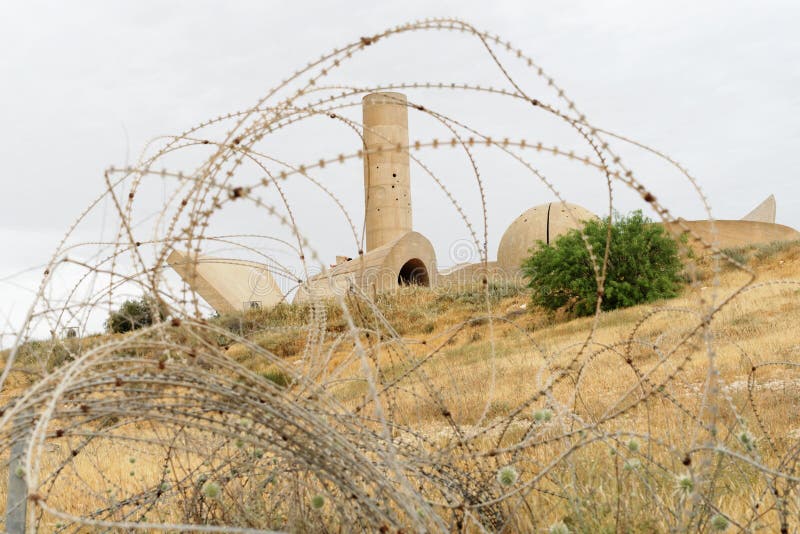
xmin=166 ymin=91 xmax=800 ymax=311
xmin=167 ymin=250 xmax=284 ymax=314
xmin=294 ymin=231 xmax=436 ymax=303
xmin=437 ymin=261 xmax=510 ymax=287
xmin=664 ymin=220 xmax=800 ymax=250
xmin=363 ymin=92 xmax=412 ymax=252
xmin=741 ymin=194 xmax=776 ymax=224
xmin=497 ymin=202 xmax=598 ymax=273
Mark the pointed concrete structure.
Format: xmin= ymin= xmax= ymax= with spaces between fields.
xmin=167 ymin=250 xmax=284 ymax=314
xmin=741 ymin=194 xmax=776 ymax=224
xmin=165 ymin=94 xmax=800 ymax=311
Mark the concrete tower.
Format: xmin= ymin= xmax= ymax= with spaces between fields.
xmin=362 ymin=92 xmax=412 ymax=251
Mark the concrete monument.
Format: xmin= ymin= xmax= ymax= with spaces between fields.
xmin=168 ymin=93 xmax=800 ymax=313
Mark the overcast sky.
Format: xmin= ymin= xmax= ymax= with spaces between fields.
xmin=1 ymin=0 xmax=798 ymax=338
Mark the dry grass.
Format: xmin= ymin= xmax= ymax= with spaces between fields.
xmin=4 ymin=244 xmax=796 ymax=531
xmin=2 ymin=18 xmax=799 ymax=531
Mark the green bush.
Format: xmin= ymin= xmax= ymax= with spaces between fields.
xmin=434 ymin=282 xmax=521 ymax=306
xmin=720 ymin=246 xmax=750 ymax=266
xmin=522 ymin=211 xmax=684 ymax=316
xmin=105 ymin=295 xmax=167 ymax=333
xmin=261 ymin=370 xmax=291 ymax=388
xmin=255 ymin=329 xmax=306 ymax=358
xmin=753 ymin=239 xmax=799 ymax=261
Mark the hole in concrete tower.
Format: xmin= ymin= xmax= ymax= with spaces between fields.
xmin=398 ymin=258 xmax=430 ymax=287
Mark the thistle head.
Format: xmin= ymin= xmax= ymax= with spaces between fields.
xmin=310 ymin=494 xmax=325 ymax=510
xmin=496 ymin=465 xmax=519 ymax=487
xmin=623 ymin=458 xmax=641 ymax=471
xmin=675 ymin=473 xmax=694 ymax=494
xmin=710 ymin=513 xmax=729 ymax=531
xmin=739 ymin=431 xmax=755 ymax=452
xmin=203 ymin=481 xmax=221 ymax=499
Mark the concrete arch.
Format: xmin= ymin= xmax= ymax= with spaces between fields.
xmin=294 ymin=231 xmax=437 ymax=303
xmin=398 ymin=258 xmax=430 ymax=286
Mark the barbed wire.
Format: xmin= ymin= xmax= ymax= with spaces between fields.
xmin=1 ymin=17 xmax=798 ymax=533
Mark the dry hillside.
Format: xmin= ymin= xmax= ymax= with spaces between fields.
xmin=2 ymin=241 xmax=798 ymax=532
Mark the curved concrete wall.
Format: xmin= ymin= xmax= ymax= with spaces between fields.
xmin=167 ymin=90 xmax=800 ymax=313
xmin=664 ymin=220 xmax=800 ymax=250
xmin=438 ymin=261 xmax=508 ymax=288
xmin=363 ymin=92 xmax=412 ymax=252
xmin=294 ymin=231 xmax=436 ymax=303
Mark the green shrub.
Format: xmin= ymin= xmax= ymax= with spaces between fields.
xmin=719 ymin=246 xmax=750 ymax=266
xmin=105 ymin=295 xmax=167 ymax=333
xmin=434 ymin=282 xmax=521 ymax=306
xmin=255 ymin=330 xmax=306 ymax=358
xmin=261 ymin=370 xmax=291 ymax=388
xmin=214 ymin=302 xmax=347 ymax=338
xmin=753 ymin=239 xmax=799 ymax=261
xmin=522 ymin=211 xmax=684 ymax=316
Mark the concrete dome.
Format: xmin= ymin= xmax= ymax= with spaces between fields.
xmin=497 ymin=202 xmax=597 ymax=272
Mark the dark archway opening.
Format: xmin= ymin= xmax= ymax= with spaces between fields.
xmin=397 ymin=258 xmax=430 ymax=287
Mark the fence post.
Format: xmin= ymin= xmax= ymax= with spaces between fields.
xmin=6 ymin=409 xmax=32 ymax=534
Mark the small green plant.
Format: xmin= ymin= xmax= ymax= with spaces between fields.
xmin=434 ymin=282 xmax=521 ymax=306
xmin=522 ymin=211 xmax=685 ymax=316
xmin=753 ymin=239 xmax=798 ymax=260
xmin=310 ymin=494 xmax=325 ymax=510
xmin=496 ymin=465 xmax=519 ymax=487
xmin=534 ymin=408 xmax=553 ymax=423
xmin=710 ymin=513 xmax=729 ymax=531
xmin=202 ymin=481 xmax=221 ymax=499
xmin=105 ymin=295 xmax=167 ymax=333
xmin=675 ymin=473 xmax=694 ymax=495
xmin=739 ymin=431 xmax=755 ymax=452
xmin=262 ymin=370 xmax=291 ymax=388
xmin=623 ymin=458 xmax=641 ymax=471
xmin=719 ymin=246 xmax=749 ymax=266
xmin=255 ymin=330 xmax=306 ymax=358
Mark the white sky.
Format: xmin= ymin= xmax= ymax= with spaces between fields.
xmin=1 ymin=0 xmax=798 ymax=338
